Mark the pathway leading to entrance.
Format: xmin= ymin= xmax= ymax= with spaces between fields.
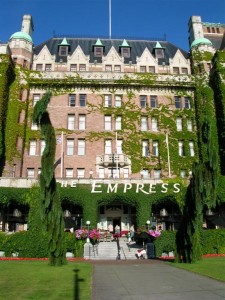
xmin=92 ymin=259 xmax=225 ymax=300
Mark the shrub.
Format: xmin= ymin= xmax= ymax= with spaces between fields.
xmin=154 ymin=230 xmax=176 ymax=257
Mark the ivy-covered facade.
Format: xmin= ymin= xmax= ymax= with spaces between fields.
xmin=0 ymin=14 xmax=225 ymax=234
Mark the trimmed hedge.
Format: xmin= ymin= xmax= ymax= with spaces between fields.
xmin=0 ymin=229 xmax=224 ymax=258
xmin=0 ymin=231 xmax=85 ymax=258
xmin=154 ymin=229 xmax=225 ymax=257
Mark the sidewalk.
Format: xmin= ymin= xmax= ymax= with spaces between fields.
xmin=92 ymin=259 xmax=225 ymax=300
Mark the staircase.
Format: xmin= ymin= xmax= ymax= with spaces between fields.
xmin=83 ymin=237 xmax=143 ymax=260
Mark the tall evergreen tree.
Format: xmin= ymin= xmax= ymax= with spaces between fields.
xmin=33 ymin=91 xmax=66 ymax=265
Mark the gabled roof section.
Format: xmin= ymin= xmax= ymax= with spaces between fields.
xmin=34 ymin=37 xmax=189 ymax=64
xmin=154 ymin=41 xmax=164 ymax=49
xmin=120 ymin=39 xmax=130 ymax=47
xmin=59 ymin=38 xmax=70 ymax=46
xmin=94 ymin=38 xmax=103 ymax=46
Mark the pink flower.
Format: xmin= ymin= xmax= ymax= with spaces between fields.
xmin=149 ymin=229 xmax=161 ymax=238
xmin=89 ymin=229 xmax=101 ymax=241
xmin=75 ymin=229 xmax=88 ymax=239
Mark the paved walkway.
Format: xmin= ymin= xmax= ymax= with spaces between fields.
xmin=92 ymin=259 xmax=225 ymax=300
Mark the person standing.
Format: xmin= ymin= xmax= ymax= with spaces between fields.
xmin=130 ymin=225 xmax=135 ymax=241
xmin=115 ymin=224 xmax=120 ymax=235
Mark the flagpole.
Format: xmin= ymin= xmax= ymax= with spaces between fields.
xmin=109 ymin=0 xmax=111 ymax=39
xmin=61 ymin=131 xmax=64 ymax=178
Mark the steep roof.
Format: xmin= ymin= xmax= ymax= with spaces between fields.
xmin=34 ymin=37 xmax=189 ymax=64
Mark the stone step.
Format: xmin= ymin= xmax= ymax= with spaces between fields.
xmin=84 ymin=240 xmax=143 ymax=260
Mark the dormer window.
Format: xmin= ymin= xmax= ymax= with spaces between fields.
xmin=153 ymin=42 xmax=165 ymax=59
xmin=58 ymin=38 xmax=70 ymax=56
xmin=121 ymin=47 xmax=130 ymax=58
xmin=119 ymin=40 xmax=131 ymax=58
xmin=94 ymin=47 xmax=103 ymax=57
xmin=59 ymin=46 xmax=68 ymax=56
xmin=93 ymin=39 xmax=104 ymax=57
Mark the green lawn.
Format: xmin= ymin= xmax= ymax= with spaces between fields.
xmin=169 ymin=257 xmax=225 ymax=282
xmin=0 ymin=260 xmax=92 ymax=300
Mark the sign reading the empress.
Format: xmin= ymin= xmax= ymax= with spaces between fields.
xmin=60 ymin=180 xmax=181 ymax=194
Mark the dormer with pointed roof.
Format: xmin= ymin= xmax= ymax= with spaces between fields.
xmin=119 ymin=39 xmax=131 ymax=58
xmin=153 ymin=41 xmax=165 ymax=59
xmin=93 ymin=38 xmax=105 ymax=58
xmin=58 ymin=38 xmax=70 ymax=56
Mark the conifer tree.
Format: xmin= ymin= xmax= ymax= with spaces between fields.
xmin=33 ymin=91 xmax=66 ymax=265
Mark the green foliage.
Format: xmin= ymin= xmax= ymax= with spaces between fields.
xmin=33 ymin=91 xmax=66 ymax=266
xmin=154 ymin=230 xmax=176 ymax=257
xmin=200 ymin=229 xmax=225 ymax=254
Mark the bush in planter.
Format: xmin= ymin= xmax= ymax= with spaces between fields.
xmin=154 ymin=230 xmax=176 ymax=257
xmin=1 ymin=231 xmax=48 ymax=258
xmin=0 ymin=232 xmax=6 ymax=250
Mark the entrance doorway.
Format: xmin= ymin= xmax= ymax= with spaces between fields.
xmin=112 ymin=217 xmax=121 ymax=233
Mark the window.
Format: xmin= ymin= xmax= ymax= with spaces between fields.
xmin=142 ymin=169 xmax=150 ymax=179
xmin=13 ymin=57 xmax=17 ymax=64
xmin=36 ymin=64 xmax=42 ymax=71
xmin=69 ymin=94 xmax=76 ymax=106
xmin=104 ymin=95 xmax=112 ymax=107
xmin=149 ymin=66 xmax=155 ymax=73
xmin=99 ymin=168 xmax=105 ymax=178
xmin=29 ymin=140 xmax=36 ymax=156
xmin=181 ymin=68 xmax=188 ymax=74
xmin=59 ymin=46 xmax=68 ymax=56
xmin=79 ymin=64 xmax=86 ymax=72
xmin=79 ymin=94 xmax=86 ymax=107
xmin=105 ymin=140 xmax=112 ymax=154
xmin=152 ymin=141 xmax=159 ymax=156
xmin=121 ymin=48 xmax=130 ymax=58
xmin=70 ymin=64 xmax=77 ymax=71
xmin=114 ymin=65 xmax=121 ymax=72
xmin=115 ymin=95 xmax=122 ymax=107
xmin=212 ymin=27 xmax=215 ymax=33
xmin=105 ymin=65 xmax=112 ymax=72
xmin=173 ymin=67 xmax=179 ymax=74
xmin=78 ymin=115 xmax=86 ymax=130
xmin=189 ymin=141 xmax=195 ymax=157
xmin=216 ymin=28 xmax=220 ymax=33
xmin=187 ymin=119 xmax=192 ymax=131
xmin=153 ymin=169 xmax=161 ymax=179
xmin=140 ymin=66 xmax=146 ymax=73
xmin=178 ymin=141 xmax=185 ymax=157
xmin=78 ymin=139 xmax=85 ymax=155
xmin=94 ymin=47 xmax=103 ymax=57
xmin=140 ymin=95 xmax=147 ymax=108
xmin=180 ymin=170 xmax=186 ymax=178
xmin=33 ymin=94 xmax=40 ymax=106
xmin=155 ymin=49 xmax=164 ymax=58
xmin=123 ymin=168 xmax=129 ymax=179
xmin=115 ymin=116 xmax=122 ymax=130
xmin=176 ymin=117 xmax=182 ymax=131
xmin=66 ymin=168 xmax=73 ymax=178
xmin=108 ymin=168 xmax=118 ymax=179
xmin=207 ymin=27 xmax=211 ymax=33
xmin=31 ymin=121 xmax=38 ymax=130
xmin=77 ymin=168 xmax=85 ymax=178
xmin=45 ymin=64 xmax=52 ymax=71
xmin=105 ymin=116 xmax=112 ymax=130
xmin=40 ymin=140 xmax=46 ymax=156
xmin=150 ymin=96 xmax=157 ymax=108
xmin=142 ymin=140 xmax=149 ymax=157
xmin=141 ymin=116 xmax=148 ymax=131
xmin=175 ymin=96 xmax=182 ymax=109
xmin=67 ymin=139 xmax=74 ymax=156
xmin=116 ymin=139 xmax=123 ymax=154
xmin=152 ymin=118 xmax=158 ymax=131
xmin=184 ymin=97 xmax=191 ymax=109
xmin=27 ymin=168 xmax=35 ymax=178
xmin=68 ymin=114 xmax=75 ymax=130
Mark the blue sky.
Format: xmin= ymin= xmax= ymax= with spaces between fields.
xmin=0 ymin=0 xmax=225 ymax=51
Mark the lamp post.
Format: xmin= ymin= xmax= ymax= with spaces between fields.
xmin=86 ymin=220 xmax=90 ymax=243
xmin=146 ymin=220 xmax=150 ymax=231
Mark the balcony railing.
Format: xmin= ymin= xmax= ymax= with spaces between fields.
xmin=96 ymin=154 xmax=131 ymax=167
